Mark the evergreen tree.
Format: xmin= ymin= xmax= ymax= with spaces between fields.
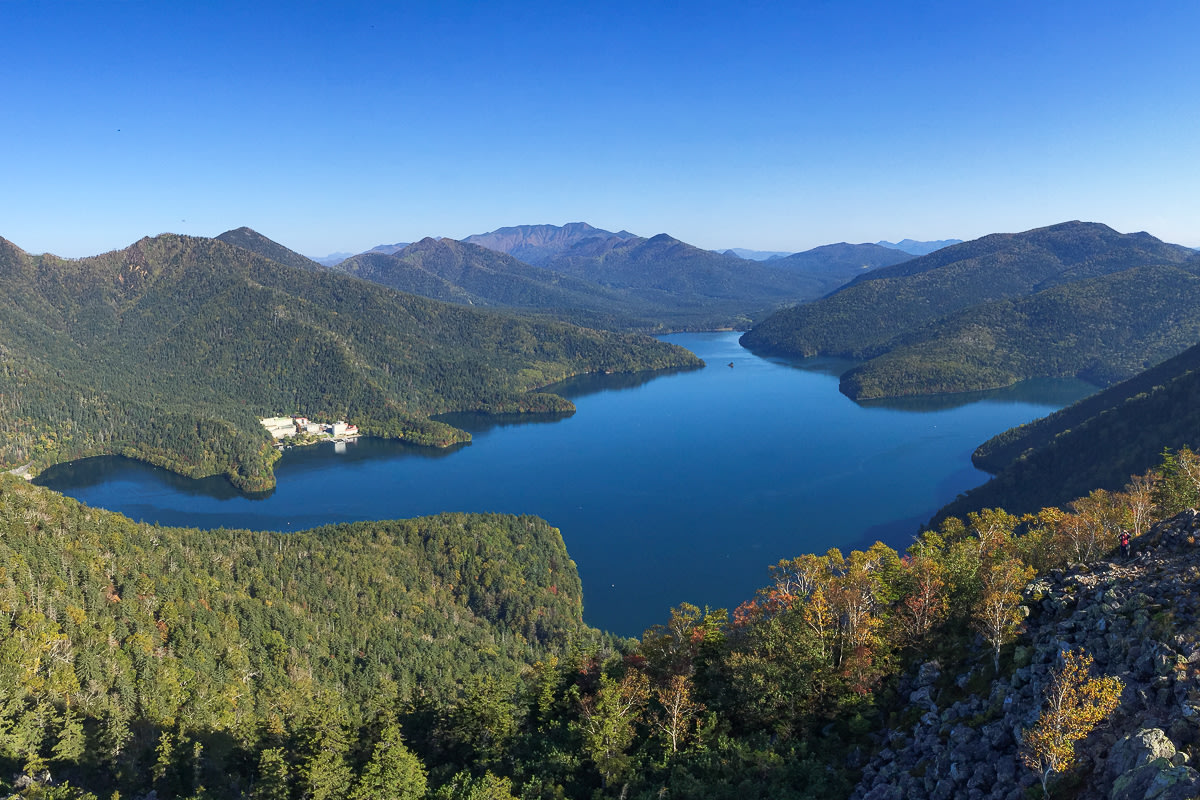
xmin=252 ymin=747 xmax=291 ymax=800
xmin=350 ymin=723 xmax=427 ymax=800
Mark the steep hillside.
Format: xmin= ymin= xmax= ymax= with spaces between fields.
xmin=462 ymin=222 xmax=637 ymax=265
xmin=0 ymin=233 xmax=700 ymax=490
xmin=0 ymin=475 xmax=592 ymax=797
xmin=852 ymin=512 xmax=1200 ymax=800
xmin=977 ymin=342 xmax=1200 ymax=473
xmin=935 ymin=341 xmax=1200 ymax=520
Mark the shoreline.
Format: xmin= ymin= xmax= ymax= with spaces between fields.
xmin=276 ymin=432 xmax=363 ymax=451
xmin=5 ymin=463 xmax=34 ymax=481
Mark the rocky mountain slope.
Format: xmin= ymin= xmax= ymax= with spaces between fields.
xmin=854 ymin=512 xmax=1200 ymax=800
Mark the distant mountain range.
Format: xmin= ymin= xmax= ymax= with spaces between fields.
xmin=876 ymin=238 xmax=962 ymax=255
xmin=335 ymin=236 xmax=655 ymax=330
xmin=721 ymin=247 xmax=794 ymax=261
xmin=318 ymin=224 xmax=903 ymax=331
xmin=767 ymin=242 xmax=912 ymax=276
xmin=364 ymin=241 xmax=412 ymax=256
xmin=742 ymin=221 xmax=1200 ymax=399
xmin=313 ymin=251 xmax=354 ymax=266
xmin=462 ymin=223 xmax=637 ymax=266
xmin=312 ymin=228 xmax=960 ymax=270
xmin=304 ymin=225 xmax=959 ymax=323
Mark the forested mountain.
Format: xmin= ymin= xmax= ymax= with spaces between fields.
xmin=935 ymin=338 xmax=1200 ymax=520
xmin=742 ymin=221 xmax=1200 ymax=398
xmin=462 ymin=223 xmax=637 ymax=266
xmin=767 ymin=242 xmax=912 ymax=282
xmin=215 ymin=227 xmax=323 ymax=271
xmin=337 ymin=231 xmax=868 ymax=331
xmin=538 ymin=233 xmax=860 ymax=327
xmin=335 ymin=237 xmax=656 ymax=330
xmin=839 ymin=261 xmax=1200 ymax=398
xmin=0 ymin=233 xmax=699 ymax=491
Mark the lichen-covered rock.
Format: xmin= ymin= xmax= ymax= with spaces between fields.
xmin=1109 ymin=761 xmax=1200 ymax=800
xmin=850 ymin=510 xmax=1200 ymax=800
xmin=1105 ymin=728 xmax=1177 ymax=782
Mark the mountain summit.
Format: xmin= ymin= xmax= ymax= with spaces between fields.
xmin=462 ymin=223 xmax=637 ymax=265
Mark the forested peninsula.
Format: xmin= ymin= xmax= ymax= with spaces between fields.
xmin=741 ymin=222 xmax=1200 ymax=399
xmin=0 ymin=233 xmax=700 ymax=491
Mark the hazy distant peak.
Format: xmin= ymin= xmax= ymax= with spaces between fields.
xmin=462 ymin=223 xmax=638 ymax=266
xmin=364 ymin=242 xmax=414 ymax=257
xmin=875 ymin=238 xmax=963 ymax=256
xmin=721 ymin=247 xmax=795 ymax=261
xmin=312 ymin=251 xmax=353 ymax=267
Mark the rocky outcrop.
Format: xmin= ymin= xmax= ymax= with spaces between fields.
xmin=853 ymin=511 xmax=1200 ymax=800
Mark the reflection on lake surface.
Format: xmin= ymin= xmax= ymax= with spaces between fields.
xmin=37 ymin=332 xmax=1094 ymax=635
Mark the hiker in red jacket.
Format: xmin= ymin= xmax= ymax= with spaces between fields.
xmin=1119 ymin=531 xmax=1131 ymax=558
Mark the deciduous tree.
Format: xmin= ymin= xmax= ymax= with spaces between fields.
xmin=973 ymin=559 xmax=1034 ymax=672
xmin=1021 ymin=649 xmax=1123 ymax=797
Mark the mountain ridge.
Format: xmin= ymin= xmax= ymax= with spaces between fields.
xmin=462 ymin=222 xmax=637 ymax=266
xmin=742 ymin=221 xmax=1199 ymax=398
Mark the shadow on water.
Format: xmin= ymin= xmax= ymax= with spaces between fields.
xmin=434 ymin=410 xmax=574 ymax=436
xmin=855 ymin=512 xmax=932 ymax=552
xmin=277 ymin=436 xmax=469 ymax=469
xmin=436 ymin=365 xmax=702 ymax=435
xmin=751 ymin=346 xmax=1097 ymax=413
xmin=765 ymin=355 xmax=860 ymax=377
xmin=35 ymin=437 xmax=474 ymax=501
xmin=544 ymin=365 xmax=701 ymax=400
xmin=35 ymin=455 xmax=251 ymax=500
xmin=856 ymin=377 xmax=1098 ymax=413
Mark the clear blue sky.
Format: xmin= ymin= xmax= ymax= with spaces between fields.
xmin=3 ymin=1 xmax=1198 ymax=258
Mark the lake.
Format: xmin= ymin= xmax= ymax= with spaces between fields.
xmin=37 ymin=332 xmax=1094 ymax=635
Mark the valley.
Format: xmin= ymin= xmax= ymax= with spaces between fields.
xmin=6 ymin=218 xmax=1200 ymax=800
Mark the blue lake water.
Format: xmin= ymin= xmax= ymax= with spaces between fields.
xmin=37 ymin=332 xmax=1093 ymax=636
